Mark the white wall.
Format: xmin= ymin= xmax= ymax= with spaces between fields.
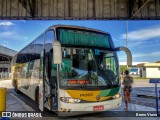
xmin=119 ymin=62 xmax=148 ymax=66
xmin=146 ymin=68 xmax=160 ymax=78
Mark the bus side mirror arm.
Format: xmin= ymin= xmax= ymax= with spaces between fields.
xmin=53 ymin=41 xmax=62 ymax=64
xmin=115 ymin=46 xmax=132 ymax=66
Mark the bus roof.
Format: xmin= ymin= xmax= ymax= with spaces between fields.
xmin=50 ymin=24 xmax=110 ymax=35
xmin=14 ymin=25 xmax=110 ymax=57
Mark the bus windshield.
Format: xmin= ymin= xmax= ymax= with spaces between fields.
xmin=59 ymin=47 xmax=119 ymax=89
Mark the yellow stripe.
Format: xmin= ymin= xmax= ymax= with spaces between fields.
xmin=66 ymin=90 xmax=111 ymax=102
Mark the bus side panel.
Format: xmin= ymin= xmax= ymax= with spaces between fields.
xmin=11 ymin=65 xmax=16 ymax=87
xmin=12 ymin=30 xmax=45 ymax=101
xmin=12 ymin=63 xmax=25 ymax=91
xmin=30 ymin=59 xmax=40 ymax=100
xmin=18 ymin=63 xmax=29 ymax=96
xmin=18 ymin=59 xmax=40 ymax=101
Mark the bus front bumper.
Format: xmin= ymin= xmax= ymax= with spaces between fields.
xmin=58 ymin=96 xmax=122 ymax=116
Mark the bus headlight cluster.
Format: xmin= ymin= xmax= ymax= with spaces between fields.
xmin=60 ymin=97 xmax=81 ymax=103
xmin=112 ymin=93 xmax=121 ymax=99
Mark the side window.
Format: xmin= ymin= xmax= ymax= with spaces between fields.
xmin=12 ymin=54 xmax=18 ymax=65
xmin=45 ymin=30 xmax=55 ymax=80
xmin=45 ymin=30 xmax=54 ymax=53
xmin=105 ymin=53 xmax=117 ymax=75
xmin=35 ymin=35 xmax=44 ymax=59
xmin=28 ymin=61 xmax=34 ymax=71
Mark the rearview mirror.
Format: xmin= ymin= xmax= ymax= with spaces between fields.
xmin=53 ymin=41 xmax=62 ymax=64
xmin=115 ymin=46 xmax=132 ymax=66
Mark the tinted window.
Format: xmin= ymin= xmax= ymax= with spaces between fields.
xmin=45 ymin=30 xmax=54 ymax=53
xmin=16 ymin=34 xmax=44 ymax=63
xmin=58 ymin=28 xmax=111 ymax=49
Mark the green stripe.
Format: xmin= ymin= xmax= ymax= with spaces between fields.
xmin=108 ymin=87 xmax=120 ymax=96
xmin=100 ymin=87 xmax=120 ymax=97
xmin=100 ymin=89 xmax=111 ymax=97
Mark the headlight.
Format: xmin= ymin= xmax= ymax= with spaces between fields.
xmin=60 ymin=97 xmax=81 ymax=103
xmin=112 ymin=93 xmax=121 ymax=99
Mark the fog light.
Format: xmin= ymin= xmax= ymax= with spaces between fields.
xmin=61 ymin=108 xmax=67 ymax=112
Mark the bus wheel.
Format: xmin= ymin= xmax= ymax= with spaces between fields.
xmin=35 ymin=87 xmax=39 ymax=104
xmin=14 ymin=80 xmax=20 ymax=94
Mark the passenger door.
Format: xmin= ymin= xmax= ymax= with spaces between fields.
xmin=44 ymin=30 xmax=58 ymax=111
xmin=39 ymin=50 xmax=44 ymax=111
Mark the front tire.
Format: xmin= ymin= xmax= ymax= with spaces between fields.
xmin=35 ymin=86 xmax=39 ymax=104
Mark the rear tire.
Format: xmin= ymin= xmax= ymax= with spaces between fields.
xmin=13 ymin=80 xmax=20 ymax=94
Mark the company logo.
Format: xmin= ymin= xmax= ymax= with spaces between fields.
xmin=80 ymin=93 xmax=93 ymax=97
xmin=96 ymin=95 xmax=100 ymax=100
xmin=2 ymin=112 xmax=11 ymax=117
xmin=1 ymin=112 xmax=42 ymax=118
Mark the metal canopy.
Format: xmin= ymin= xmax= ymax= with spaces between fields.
xmin=0 ymin=0 xmax=160 ymax=20
xmin=0 ymin=45 xmax=17 ymax=57
xmin=0 ymin=45 xmax=17 ymax=66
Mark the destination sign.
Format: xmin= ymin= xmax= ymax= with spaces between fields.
xmin=68 ymin=80 xmax=89 ymax=84
xmin=59 ymin=29 xmax=111 ymax=48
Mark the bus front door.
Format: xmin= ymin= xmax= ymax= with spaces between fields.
xmin=39 ymin=50 xmax=44 ymax=111
xmin=45 ymin=51 xmax=58 ymax=111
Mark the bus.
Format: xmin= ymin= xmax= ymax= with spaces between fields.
xmin=11 ymin=25 xmax=132 ymax=116
xmin=130 ymin=68 xmax=139 ymax=75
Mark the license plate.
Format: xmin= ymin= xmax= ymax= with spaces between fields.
xmin=93 ymin=105 xmax=104 ymax=111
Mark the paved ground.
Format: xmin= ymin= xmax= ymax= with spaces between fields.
xmin=130 ymin=79 xmax=160 ymax=108
xmin=0 ymin=79 xmax=160 ymax=120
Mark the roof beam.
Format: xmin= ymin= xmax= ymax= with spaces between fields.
xmin=18 ymin=0 xmax=30 ymax=15
xmin=0 ymin=0 xmax=159 ymax=20
xmin=18 ymin=0 xmax=36 ymax=17
xmin=28 ymin=0 xmax=36 ymax=17
xmin=130 ymin=0 xmax=150 ymax=18
xmin=128 ymin=0 xmax=137 ymax=18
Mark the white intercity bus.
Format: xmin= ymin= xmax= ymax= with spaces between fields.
xmin=12 ymin=25 xmax=132 ymax=116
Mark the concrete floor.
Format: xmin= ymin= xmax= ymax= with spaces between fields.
xmin=0 ymin=79 xmax=160 ymax=120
